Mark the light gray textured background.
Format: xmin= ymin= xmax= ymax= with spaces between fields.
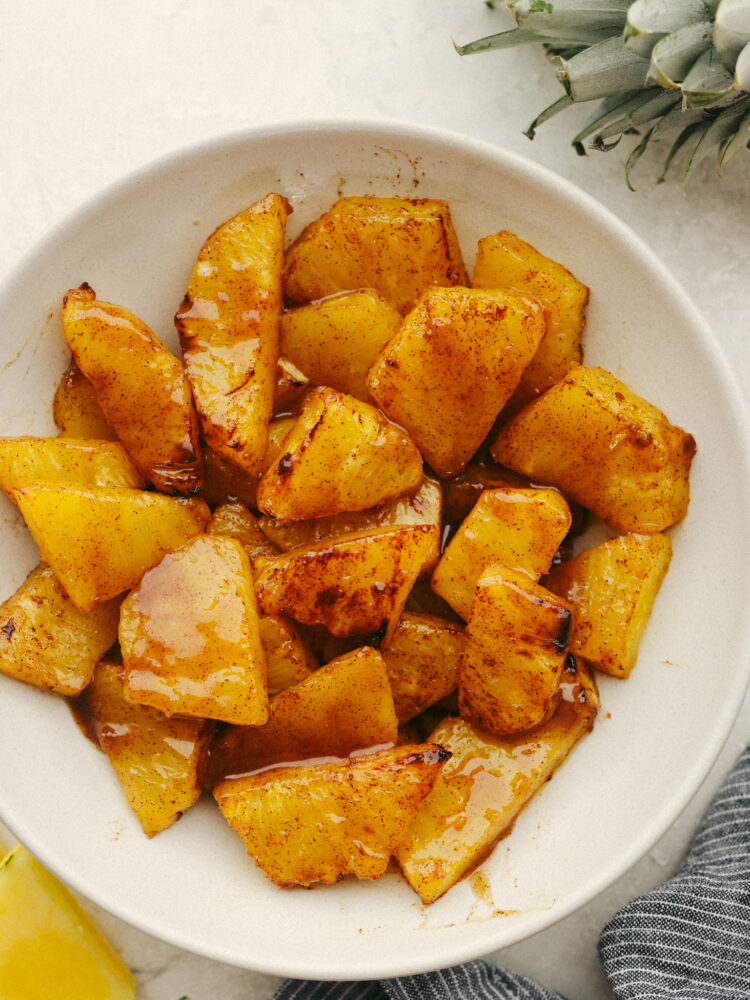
xmin=0 ymin=2 xmax=748 ymax=998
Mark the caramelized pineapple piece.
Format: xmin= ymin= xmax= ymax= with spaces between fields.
xmin=283 ymin=196 xmax=467 ymax=314
xmin=396 ymin=657 xmax=598 ymax=903
xmin=0 ymin=437 xmax=143 ymax=503
xmin=254 ymin=523 xmax=437 ymax=643
xmin=214 ymin=742 xmax=450 ymax=887
xmin=432 ymin=487 xmax=571 ymax=620
xmin=442 ymin=461 xmax=530 ymax=524
xmin=176 ymin=193 xmax=289 ymax=477
xmin=459 ymin=565 xmax=572 ymax=737
xmin=53 ymin=362 xmax=119 ymax=441
xmin=280 ymin=289 xmax=401 ymax=400
xmin=473 ymin=230 xmax=588 ymax=409
xmin=274 ymin=356 xmax=309 ymax=409
xmin=367 ymin=287 xmax=546 ymax=478
xmin=258 ymin=474 xmax=442 ymax=574
xmin=207 ymin=502 xmax=278 ymax=562
xmin=12 ymin=485 xmax=209 ymax=611
xmin=0 ymin=844 xmax=135 ymax=1000
xmin=259 ymin=614 xmax=316 ymax=697
xmin=200 ymin=416 xmax=295 ymax=509
xmin=491 ymin=366 xmax=696 ymax=533
xmin=208 ymin=646 xmax=397 ymax=782
xmin=120 ymin=535 xmax=267 ymax=725
xmin=63 ymin=285 xmax=202 ymax=495
xmin=79 ymin=660 xmax=213 ymax=837
xmin=544 ymin=532 xmax=672 ymax=678
xmin=257 ymin=387 xmax=423 ymax=521
xmin=381 ymin=614 xmax=464 ymax=722
xmin=0 ymin=564 xmax=120 ymax=695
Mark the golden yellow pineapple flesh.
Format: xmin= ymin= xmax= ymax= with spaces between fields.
xmin=208 ymin=645 xmax=398 ymax=783
xmin=283 ymin=196 xmax=467 ymax=314
xmin=0 ymin=437 xmax=143 ymax=502
xmin=254 ymin=523 xmax=437 ymax=644
xmin=214 ymin=742 xmax=450 ymax=888
xmin=472 ymin=230 xmax=588 ymax=410
xmin=200 ymin=416 xmax=296 ymax=511
xmin=280 ymin=289 xmax=401 ymax=401
xmin=12 ymin=485 xmax=209 ymax=611
xmin=176 ymin=193 xmax=289 ymax=477
xmin=381 ymin=613 xmax=464 ymax=722
xmin=491 ymin=366 xmax=696 ymax=533
xmin=0 ymin=564 xmax=120 ymax=696
xmin=0 ymin=844 xmax=135 ymax=1000
xmin=53 ymin=362 xmax=119 ymax=441
xmin=119 ymin=534 xmax=268 ymax=725
xmin=257 ymin=386 xmax=423 ymax=521
xmin=367 ymin=286 xmax=546 ymax=478
xmin=258 ymin=614 xmax=315 ymax=697
xmin=258 ymin=473 xmax=442 ymax=575
xmin=206 ymin=501 xmax=279 ymax=562
xmin=544 ymin=532 xmax=672 ymax=678
xmin=395 ymin=657 xmax=598 ymax=904
xmin=62 ymin=284 xmax=203 ymax=496
xmin=431 ymin=486 xmax=572 ymax=620
xmin=78 ymin=659 xmax=214 ymax=837
xmin=459 ymin=565 xmax=572 ymax=737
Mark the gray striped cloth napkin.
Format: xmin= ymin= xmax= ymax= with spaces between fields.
xmin=275 ymin=745 xmax=750 ymax=1000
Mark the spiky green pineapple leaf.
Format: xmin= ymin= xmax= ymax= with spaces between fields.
xmin=524 ymin=94 xmax=575 ymax=139
xmin=719 ymin=106 xmax=750 ymax=164
xmin=593 ymin=88 xmax=679 ymax=142
xmin=509 ymin=0 xmax=630 ymax=42
xmin=714 ymin=0 xmax=750 ymax=67
xmin=454 ymin=27 xmax=561 ymax=55
xmin=683 ymin=96 xmax=750 ymax=184
xmin=559 ymin=35 xmax=650 ymax=99
xmin=647 ymin=21 xmax=713 ymax=87
xmin=682 ymin=46 xmax=737 ymax=105
xmin=624 ymin=0 xmax=709 ymax=58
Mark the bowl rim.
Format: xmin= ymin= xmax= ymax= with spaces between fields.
xmin=1 ymin=115 xmax=750 ymax=979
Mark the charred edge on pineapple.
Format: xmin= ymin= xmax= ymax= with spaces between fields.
xmin=401 ymin=744 xmax=452 ymax=767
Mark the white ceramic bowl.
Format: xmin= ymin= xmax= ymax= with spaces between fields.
xmin=0 ymin=120 xmax=749 ymax=980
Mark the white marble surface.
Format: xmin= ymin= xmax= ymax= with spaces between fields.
xmin=0 ymin=1 xmax=748 ymax=998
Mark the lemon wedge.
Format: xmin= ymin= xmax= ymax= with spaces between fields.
xmin=0 ymin=844 xmax=135 ymax=1000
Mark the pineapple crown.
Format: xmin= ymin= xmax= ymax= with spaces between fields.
xmin=456 ymin=0 xmax=750 ymax=188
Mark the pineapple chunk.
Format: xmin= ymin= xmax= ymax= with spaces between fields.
xmin=367 ymin=287 xmax=546 ymax=478
xmin=78 ymin=660 xmax=213 ymax=837
xmin=0 ymin=437 xmax=143 ymax=502
xmin=120 ymin=535 xmax=268 ymax=725
xmin=0 ymin=844 xmax=135 ymax=1000
xmin=491 ymin=366 xmax=696 ymax=533
xmin=63 ymin=285 xmax=202 ymax=496
xmin=12 ymin=485 xmax=209 ymax=611
xmin=459 ymin=565 xmax=572 ymax=737
xmin=283 ymin=196 xmax=467 ymax=314
xmin=280 ymin=289 xmax=401 ymax=400
xmin=431 ymin=487 xmax=571 ymax=620
xmin=200 ymin=416 xmax=295 ymax=510
xmin=257 ymin=386 xmax=423 ymax=521
xmin=214 ymin=742 xmax=450 ymax=887
xmin=381 ymin=614 xmax=464 ymax=722
xmin=442 ymin=460 xmax=530 ymax=524
xmin=0 ymin=564 xmax=120 ymax=695
xmin=544 ymin=532 xmax=672 ymax=678
xmin=396 ymin=657 xmax=598 ymax=903
xmin=274 ymin=356 xmax=309 ymax=409
xmin=254 ymin=523 xmax=437 ymax=643
xmin=208 ymin=645 xmax=397 ymax=782
xmin=176 ymin=193 xmax=289 ymax=477
xmin=207 ymin=502 xmax=278 ymax=562
xmin=473 ymin=230 xmax=588 ymax=409
xmin=53 ymin=362 xmax=118 ymax=441
xmin=259 ymin=614 xmax=316 ymax=697
xmin=258 ymin=474 xmax=442 ymax=574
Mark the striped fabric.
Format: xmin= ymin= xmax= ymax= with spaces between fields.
xmin=275 ymin=746 xmax=750 ymax=1000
